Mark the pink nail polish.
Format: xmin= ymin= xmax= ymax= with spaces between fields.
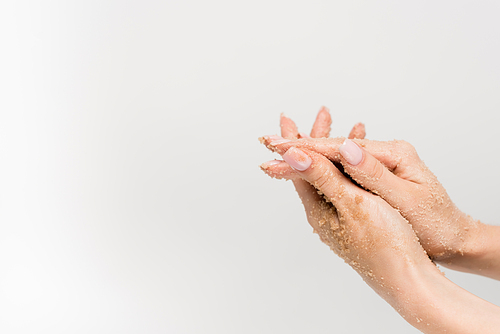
xmin=339 ymin=139 xmax=363 ymax=166
xmin=283 ymin=147 xmax=312 ymax=171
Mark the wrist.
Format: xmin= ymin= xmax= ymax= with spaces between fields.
xmin=383 ymin=258 xmax=444 ymax=324
xmin=454 ymin=223 xmax=500 ymax=280
xmin=433 ymin=211 xmax=483 ymax=265
xmin=436 ymin=217 xmax=500 ymax=279
xmin=386 ymin=258 xmax=500 ymax=333
xmin=360 ymin=250 xmax=443 ymax=321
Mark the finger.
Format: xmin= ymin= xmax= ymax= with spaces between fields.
xmin=267 ymin=137 xmax=406 ymax=173
xmin=259 ymin=135 xmax=291 ymax=154
xmin=348 ymin=123 xmax=366 ymax=139
xmin=310 ymin=106 xmax=332 ymax=138
xmin=278 ymin=113 xmax=334 ymax=229
xmin=280 ymin=113 xmax=299 ymax=139
xmin=278 ymin=114 xmax=312 ymax=198
xmin=338 ymin=139 xmax=418 ymax=210
xmin=259 ymin=155 xmax=340 ymax=248
xmin=260 ymin=160 xmax=298 ymax=180
xmin=264 ymin=137 xmax=343 ymax=160
xmin=281 ymin=147 xmax=358 ymax=210
xmin=280 ymin=111 xmax=341 ymax=247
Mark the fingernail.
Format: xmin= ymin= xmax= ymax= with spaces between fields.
xmin=270 ymin=139 xmax=291 ymax=146
xmin=339 ymin=139 xmax=363 ymax=166
xmin=260 ymin=160 xmax=282 ymax=169
xmin=283 ymin=147 xmax=311 ymax=171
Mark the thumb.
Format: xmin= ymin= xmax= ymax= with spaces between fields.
xmin=281 ymin=147 xmax=355 ymax=210
xmin=338 ymin=139 xmax=415 ymax=210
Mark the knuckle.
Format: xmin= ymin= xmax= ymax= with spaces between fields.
xmin=398 ymin=140 xmax=414 ymax=151
xmin=363 ymin=156 xmax=385 ymax=181
xmin=313 ymin=172 xmax=331 ymax=191
xmin=371 ymin=161 xmax=386 ymax=181
xmin=397 ymin=140 xmax=419 ymax=159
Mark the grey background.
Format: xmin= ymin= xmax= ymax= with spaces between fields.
xmin=1 ymin=1 xmax=500 ymax=333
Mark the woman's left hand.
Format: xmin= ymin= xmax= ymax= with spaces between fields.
xmin=260 ymin=111 xmax=431 ymax=290
xmin=262 ymin=137 xmax=435 ymax=291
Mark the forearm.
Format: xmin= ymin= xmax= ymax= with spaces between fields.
xmin=380 ymin=259 xmax=500 ymax=333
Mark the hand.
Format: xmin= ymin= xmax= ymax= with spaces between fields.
xmin=263 ymin=120 xmax=437 ymax=300
xmin=260 ymin=109 xmax=500 ymax=333
xmin=262 ymin=136 xmax=480 ymax=259
xmin=260 ymin=107 xmax=367 ymax=259
xmin=261 ymin=116 xmax=500 ymax=279
xmin=261 ymin=109 xmax=437 ymax=327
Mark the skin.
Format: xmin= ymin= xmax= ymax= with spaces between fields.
xmin=259 ymin=107 xmax=500 ymax=333
xmin=261 ymin=124 xmax=500 ymax=280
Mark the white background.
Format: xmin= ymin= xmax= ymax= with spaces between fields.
xmin=1 ymin=1 xmax=500 ymax=333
